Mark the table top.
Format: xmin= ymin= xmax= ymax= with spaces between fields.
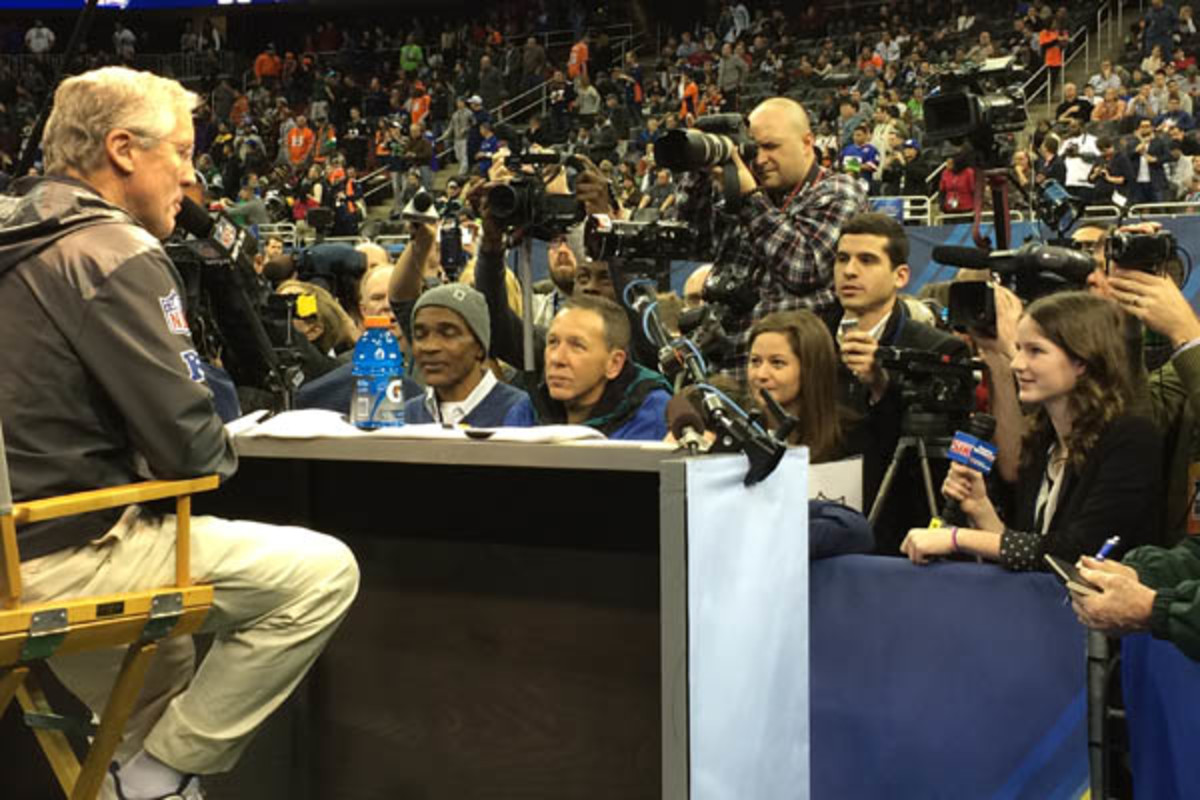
xmin=233 ymin=434 xmax=683 ymax=474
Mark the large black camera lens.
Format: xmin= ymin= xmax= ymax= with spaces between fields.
xmin=486 ymin=183 xmax=525 ymax=222
xmin=655 ymin=129 xmax=735 ymax=171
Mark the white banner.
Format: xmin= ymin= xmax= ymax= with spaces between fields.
xmin=686 ymin=449 xmax=810 ymax=800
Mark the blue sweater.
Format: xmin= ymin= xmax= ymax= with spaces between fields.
xmin=403 ymin=381 xmax=529 ymax=427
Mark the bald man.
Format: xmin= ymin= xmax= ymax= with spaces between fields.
xmin=676 ymin=96 xmax=868 ymax=380
xmin=683 ymin=264 xmax=712 ymax=308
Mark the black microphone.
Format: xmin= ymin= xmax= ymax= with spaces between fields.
xmin=175 ymin=196 xmax=259 ymax=268
xmin=932 ymin=245 xmax=993 ymax=271
xmin=939 ymin=412 xmax=998 ymax=527
xmin=668 ymin=393 xmax=710 ymax=454
xmin=175 ymin=195 xmax=214 ymax=239
xmin=932 ymin=242 xmax=1095 ymax=286
xmin=171 ymin=196 xmax=283 ymax=394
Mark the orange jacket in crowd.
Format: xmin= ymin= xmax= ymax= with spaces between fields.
xmin=288 ymin=125 xmax=316 ymax=166
xmin=229 ymin=94 xmax=250 ymax=126
xmin=1039 ymin=28 xmax=1066 ymax=68
xmin=313 ymin=123 xmax=337 ymax=163
xmin=568 ymin=40 xmax=589 ymax=79
xmin=409 ymin=93 xmax=431 ymax=127
xmin=679 ymin=79 xmax=699 ymax=120
xmin=254 ymin=50 xmax=282 ymax=80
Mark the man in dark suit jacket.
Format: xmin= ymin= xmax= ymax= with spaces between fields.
xmin=1127 ymin=118 xmax=1175 ymax=203
xmin=833 ymin=212 xmax=972 ymax=555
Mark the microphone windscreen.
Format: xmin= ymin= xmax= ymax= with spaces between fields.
xmin=668 ymin=394 xmax=706 ymax=440
xmin=932 ymin=245 xmax=993 ymax=271
xmin=413 ymin=192 xmax=433 ymax=212
xmin=175 ymin=195 xmax=214 ymax=239
xmin=962 ymin=412 xmax=997 ymax=443
xmin=262 ymin=256 xmax=296 ymax=284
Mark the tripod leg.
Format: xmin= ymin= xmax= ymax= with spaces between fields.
xmin=916 ymin=439 xmax=940 ymax=518
xmin=868 ymin=441 xmax=908 ymax=526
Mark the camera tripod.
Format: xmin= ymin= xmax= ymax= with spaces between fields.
xmin=866 ymin=411 xmax=961 ymax=528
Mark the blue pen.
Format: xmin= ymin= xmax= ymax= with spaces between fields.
xmin=1095 ymin=536 xmax=1121 ymax=562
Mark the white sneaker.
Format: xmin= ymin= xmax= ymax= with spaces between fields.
xmin=109 ymin=763 xmax=205 ymax=800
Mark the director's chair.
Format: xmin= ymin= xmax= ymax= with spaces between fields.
xmin=0 ymin=423 xmax=217 ymax=799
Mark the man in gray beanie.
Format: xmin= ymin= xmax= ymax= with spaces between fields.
xmin=402 ymin=283 xmax=530 ymax=426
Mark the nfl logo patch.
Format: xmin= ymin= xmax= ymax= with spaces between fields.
xmin=160 ymin=290 xmax=190 ymax=335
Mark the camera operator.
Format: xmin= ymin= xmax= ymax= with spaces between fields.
xmin=530 ymin=233 xmax=578 ymax=327
xmin=263 ymin=239 xmax=367 ymax=314
xmin=1128 ymin=117 xmax=1174 ymax=204
xmin=1061 ymin=119 xmax=1101 ymax=204
xmin=465 ymin=151 xmax=658 ymax=371
xmin=466 ymin=159 xmax=672 ymax=439
xmin=832 ymin=213 xmax=970 ymax=554
xmin=675 ymin=97 xmax=868 ymax=380
xmin=1089 ymin=136 xmax=1134 ymax=206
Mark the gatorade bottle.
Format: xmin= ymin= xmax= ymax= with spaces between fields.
xmin=349 ymin=316 xmax=405 ymax=429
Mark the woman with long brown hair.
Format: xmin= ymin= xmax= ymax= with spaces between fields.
xmin=902 ymin=292 xmax=1163 ymax=569
xmin=747 ymin=309 xmax=850 ymax=463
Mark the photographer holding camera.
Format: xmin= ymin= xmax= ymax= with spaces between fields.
xmin=674 ymin=97 xmax=868 ymax=380
xmin=462 ymin=152 xmax=671 ymax=440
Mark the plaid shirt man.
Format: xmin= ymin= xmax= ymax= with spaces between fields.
xmin=677 ymin=165 xmax=867 ymax=380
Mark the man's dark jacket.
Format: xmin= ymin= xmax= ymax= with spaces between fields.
xmin=0 ymin=177 xmax=237 ymax=559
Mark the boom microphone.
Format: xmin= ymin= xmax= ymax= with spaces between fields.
xmin=932 ymin=245 xmax=993 ymax=271
xmin=932 ymin=242 xmax=1095 ymax=284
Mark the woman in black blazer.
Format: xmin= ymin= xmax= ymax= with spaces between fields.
xmin=901 ymin=292 xmax=1163 ymax=570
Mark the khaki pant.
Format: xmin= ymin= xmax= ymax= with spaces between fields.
xmin=21 ymin=507 xmax=359 ymax=793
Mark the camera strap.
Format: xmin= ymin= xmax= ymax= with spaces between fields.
xmin=781 ymin=160 xmax=821 ymax=212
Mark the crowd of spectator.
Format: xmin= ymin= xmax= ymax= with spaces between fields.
xmin=1014 ymin=1 xmax=1200 ymax=210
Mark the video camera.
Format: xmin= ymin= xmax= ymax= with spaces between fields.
xmin=583 ymin=214 xmax=697 ymax=263
xmin=876 ymin=346 xmax=980 ymax=437
xmin=924 ymin=56 xmax=1029 ymax=166
xmin=937 ymin=242 xmax=1096 ymax=331
xmin=166 ymin=199 xmax=312 ymax=408
xmin=655 ymin=113 xmax=758 ymax=171
xmin=486 ymin=151 xmax=586 ymax=240
xmin=1108 ymin=229 xmax=1177 ymax=273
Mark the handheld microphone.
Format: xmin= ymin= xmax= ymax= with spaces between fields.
xmin=932 ymin=412 xmax=998 ymax=528
xmin=668 ymin=393 xmax=710 ymax=454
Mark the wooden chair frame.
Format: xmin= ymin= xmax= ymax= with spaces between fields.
xmin=1 ymin=472 xmax=218 ymax=800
